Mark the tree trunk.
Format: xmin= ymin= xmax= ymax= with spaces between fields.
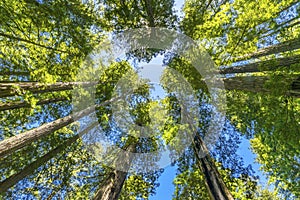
xmin=0 ymin=122 xmax=97 ymax=193
xmin=223 ymin=75 xmax=300 ymax=97
xmin=93 ymin=143 xmax=136 ymax=200
xmin=0 ymin=95 xmax=120 ymax=158
xmin=0 ymin=32 xmax=67 ymax=53
xmin=0 ymin=96 xmax=70 ymax=111
xmin=193 ymin=135 xmax=234 ymax=200
xmin=220 ymin=54 xmax=300 ymax=74
xmin=235 ymin=37 xmax=300 ymax=61
xmin=0 ymin=81 xmax=97 ymax=98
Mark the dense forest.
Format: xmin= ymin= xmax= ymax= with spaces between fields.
xmin=0 ymin=0 xmax=299 ymax=199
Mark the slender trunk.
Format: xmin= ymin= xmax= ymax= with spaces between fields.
xmin=0 ymin=81 xmax=97 ymax=98
xmin=0 ymin=122 xmax=97 ymax=193
xmin=235 ymin=37 xmax=300 ymax=61
xmin=0 ymin=96 xmax=70 ymax=111
xmin=220 ymin=54 xmax=300 ymax=74
xmin=93 ymin=143 xmax=136 ymax=200
xmin=0 ymin=32 xmax=68 ymax=53
xmin=193 ymin=135 xmax=234 ymax=200
xmin=0 ymin=96 xmax=119 ymax=158
xmin=258 ymin=20 xmax=300 ymax=41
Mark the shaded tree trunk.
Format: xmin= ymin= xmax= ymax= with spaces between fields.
xmin=220 ymin=54 xmax=300 ymax=74
xmin=193 ymin=135 xmax=234 ymax=200
xmin=0 ymin=81 xmax=97 ymax=98
xmin=0 ymin=122 xmax=97 ymax=193
xmin=0 ymin=32 xmax=67 ymax=53
xmin=93 ymin=143 xmax=136 ymax=200
xmin=0 ymin=96 xmax=120 ymax=158
xmin=223 ymin=75 xmax=300 ymax=97
xmin=235 ymin=37 xmax=300 ymax=61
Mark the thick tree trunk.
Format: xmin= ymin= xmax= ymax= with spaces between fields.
xmin=223 ymin=76 xmax=300 ymax=97
xmin=0 ymin=122 xmax=97 ymax=193
xmin=0 ymin=96 xmax=70 ymax=111
xmin=0 ymin=106 xmax=94 ymax=158
xmin=0 ymin=96 xmax=119 ymax=158
xmin=93 ymin=143 xmax=136 ymax=200
xmin=220 ymin=54 xmax=300 ymax=74
xmin=0 ymin=81 xmax=97 ymax=98
xmin=235 ymin=37 xmax=300 ymax=61
xmin=193 ymin=135 xmax=234 ymax=200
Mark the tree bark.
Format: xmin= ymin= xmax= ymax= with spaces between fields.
xmin=0 ymin=81 xmax=97 ymax=98
xmin=220 ymin=54 xmax=300 ymax=74
xmin=0 ymin=96 xmax=70 ymax=111
xmin=93 ymin=143 xmax=136 ymax=200
xmin=235 ymin=37 xmax=300 ymax=61
xmin=223 ymin=75 xmax=300 ymax=97
xmin=0 ymin=122 xmax=97 ymax=193
xmin=0 ymin=96 xmax=120 ymax=158
xmin=193 ymin=135 xmax=234 ymax=200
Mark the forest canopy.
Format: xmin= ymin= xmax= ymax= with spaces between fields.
xmin=0 ymin=0 xmax=299 ymax=199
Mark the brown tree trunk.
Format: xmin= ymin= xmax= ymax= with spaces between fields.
xmin=0 ymin=122 xmax=97 ymax=193
xmin=220 ymin=54 xmax=300 ymax=74
xmin=223 ymin=75 xmax=300 ymax=97
xmin=235 ymin=37 xmax=300 ymax=61
xmin=93 ymin=142 xmax=136 ymax=200
xmin=193 ymin=135 xmax=234 ymax=200
xmin=0 ymin=96 xmax=70 ymax=111
xmin=0 ymin=95 xmax=119 ymax=158
xmin=0 ymin=81 xmax=97 ymax=98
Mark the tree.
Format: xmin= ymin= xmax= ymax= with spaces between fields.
xmin=1 ymin=0 xmax=299 ymax=199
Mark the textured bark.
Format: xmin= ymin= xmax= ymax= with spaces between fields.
xmin=0 ymin=81 xmax=97 ymax=98
xmin=0 ymin=96 xmax=119 ymax=158
xmin=235 ymin=37 xmax=300 ymax=61
xmin=93 ymin=143 xmax=136 ymax=200
xmin=0 ymin=96 xmax=69 ymax=111
xmin=223 ymin=76 xmax=300 ymax=97
xmin=0 ymin=106 xmax=95 ymax=158
xmin=220 ymin=54 xmax=300 ymax=74
xmin=0 ymin=122 xmax=97 ymax=193
xmin=193 ymin=135 xmax=234 ymax=200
